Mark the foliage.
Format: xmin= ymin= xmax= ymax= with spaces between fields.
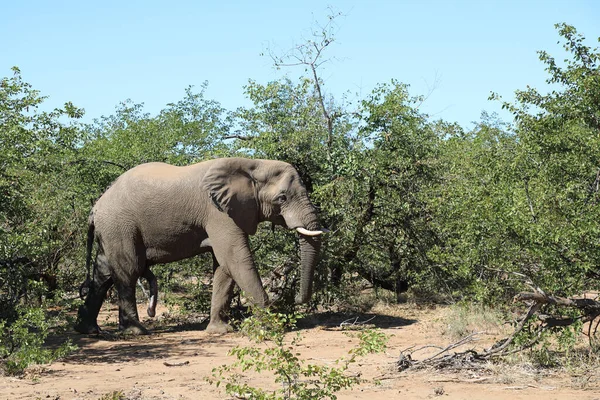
xmin=491 ymin=23 xmax=600 ymax=295
xmin=427 ymin=115 xmax=526 ymax=300
xmin=426 ymin=23 xmax=600 ymax=301
xmin=0 ymin=66 xmax=86 ymax=319
xmin=2 ymin=18 xmax=600 ymax=375
xmin=0 ymin=307 xmax=77 ymax=375
xmin=208 ymin=307 xmax=387 ymax=399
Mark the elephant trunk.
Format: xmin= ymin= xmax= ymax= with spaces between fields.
xmin=295 ymin=217 xmax=322 ymax=305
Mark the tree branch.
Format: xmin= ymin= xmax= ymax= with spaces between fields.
xmin=223 ymin=134 xmax=254 ymax=141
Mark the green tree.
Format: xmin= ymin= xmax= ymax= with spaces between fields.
xmin=0 ymin=67 xmax=82 ymax=373
xmin=427 ymin=114 xmax=524 ymax=300
xmin=319 ymin=81 xmax=441 ymax=299
xmin=429 ymin=23 xmax=600 ymax=301
xmin=0 ymin=67 xmax=85 ymax=318
xmin=492 ymin=23 xmax=600 ymax=294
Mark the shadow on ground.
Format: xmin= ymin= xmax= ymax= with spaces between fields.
xmin=45 ymin=314 xmax=230 ymax=366
xmin=297 ymin=311 xmax=418 ymax=331
xmin=47 ymin=308 xmax=418 ymax=366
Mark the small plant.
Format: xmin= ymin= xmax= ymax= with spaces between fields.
xmin=346 ymin=328 xmax=388 ymax=356
xmin=0 ymin=307 xmax=77 ymax=375
xmin=97 ymin=391 xmax=126 ymax=400
xmin=208 ymin=307 xmax=388 ymax=399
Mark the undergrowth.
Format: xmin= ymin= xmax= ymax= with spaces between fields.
xmin=0 ymin=306 xmax=77 ymax=375
xmin=208 ymin=307 xmax=388 ymax=399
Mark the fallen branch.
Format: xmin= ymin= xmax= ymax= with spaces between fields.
xmin=397 ymin=333 xmax=485 ymax=372
xmin=514 ymin=292 xmax=600 ymax=312
xmin=397 ymin=288 xmax=600 ymax=372
xmin=262 ymin=261 xmax=296 ymax=304
xmin=515 ymin=291 xmax=600 ymax=347
xmin=340 ymin=316 xmax=376 ymax=329
xmin=163 ymin=361 xmax=190 ymax=367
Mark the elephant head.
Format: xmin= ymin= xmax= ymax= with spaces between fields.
xmin=203 ymin=158 xmax=324 ymax=303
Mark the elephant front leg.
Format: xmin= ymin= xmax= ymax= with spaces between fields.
xmin=207 ymin=225 xmax=269 ymax=330
xmin=206 ymin=264 xmax=236 ymax=334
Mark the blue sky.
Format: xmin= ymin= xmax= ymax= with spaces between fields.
xmin=2 ymin=1 xmax=598 ymax=129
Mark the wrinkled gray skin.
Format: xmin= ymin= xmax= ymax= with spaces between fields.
xmin=74 ymin=158 xmax=323 ymax=335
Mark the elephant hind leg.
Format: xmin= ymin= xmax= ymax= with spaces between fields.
xmin=75 ymin=253 xmax=113 ymax=334
xmin=116 ymin=280 xmax=148 ymax=335
xmin=109 ymin=238 xmax=151 ymax=335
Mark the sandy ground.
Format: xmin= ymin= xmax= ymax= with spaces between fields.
xmin=1 ymin=302 xmax=600 ymax=400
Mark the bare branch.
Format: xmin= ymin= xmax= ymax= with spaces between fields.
xmin=264 ymin=8 xmax=346 ymax=157
xmin=420 ymin=332 xmax=482 ymax=363
xmin=514 ymin=291 xmax=600 ymax=311
xmin=397 ymin=287 xmax=600 ymax=372
xmin=223 ymin=135 xmax=254 ymax=141
xmin=485 ymin=302 xmax=540 ymax=356
xmin=524 ymin=177 xmax=537 ymax=222
xmin=339 ymin=315 xmax=376 ymax=329
xmin=69 ymin=158 xmax=128 ymax=171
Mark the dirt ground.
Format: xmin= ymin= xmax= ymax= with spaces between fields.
xmin=2 ymin=301 xmax=600 ymax=400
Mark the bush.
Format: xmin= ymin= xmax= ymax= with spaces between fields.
xmin=208 ymin=307 xmax=388 ymax=399
xmin=0 ymin=307 xmax=77 ymax=375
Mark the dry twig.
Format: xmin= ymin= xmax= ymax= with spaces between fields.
xmin=397 ymin=286 xmax=600 ymax=372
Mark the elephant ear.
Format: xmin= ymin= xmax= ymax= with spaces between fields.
xmin=203 ymin=159 xmax=259 ymax=235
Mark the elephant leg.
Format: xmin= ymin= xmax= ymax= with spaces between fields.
xmin=115 ymin=279 xmax=148 ymax=335
xmin=227 ymin=263 xmax=269 ymax=307
xmin=206 ymin=263 xmax=235 ymax=334
xmin=74 ymin=253 xmax=113 ymax=334
xmin=208 ymin=225 xmax=269 ymax=308
xmin=142 ymin=268 xmax=158 ymax=318
xmin=111 ymin=243 xmax=149 ymax=335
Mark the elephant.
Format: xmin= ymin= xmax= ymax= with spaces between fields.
xmin=74 ymin=157 xmax=325 ymax=335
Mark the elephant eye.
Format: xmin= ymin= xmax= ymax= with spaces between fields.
xmin=274 ymin=193 xmax=287 ymax=205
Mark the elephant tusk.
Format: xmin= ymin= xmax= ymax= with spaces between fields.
xmin=296 ymin=227 xmax=329 ymax=236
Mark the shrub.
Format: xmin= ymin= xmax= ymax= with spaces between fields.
xmin=0 ymin=307 xmax=77 ymax=375
xmin=208 ymin=307 xmax=388 ymax=399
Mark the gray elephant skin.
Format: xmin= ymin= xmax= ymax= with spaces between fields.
xmin=74 ymin=157 xmax=324 ymax=335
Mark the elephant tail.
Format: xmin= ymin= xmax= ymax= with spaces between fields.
xmin=79 ymin=210 xmax=96 ymax=299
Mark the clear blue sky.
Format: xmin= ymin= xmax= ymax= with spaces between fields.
xmin=2 ymin=0 xmax=598 ymax=129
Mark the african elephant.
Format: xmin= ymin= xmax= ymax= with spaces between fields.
xmin=74 ymin=157 xmax=324 ymax=335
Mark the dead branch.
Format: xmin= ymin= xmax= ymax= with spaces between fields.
xmin=514 ymin=292 xmax=600 ymax=312
xmin=484 ymin=302 xmax=541 ymax=357
xmin=339 ymin=315 xmax=376 ymax=330
xmin=397 ymin=288 xmax=600 ymax=372
xmin=163 ymin=361 xmax=190 ymax=367
xmin=223 ymin=134 xmax=254 ymax=141
xmin=422 ymin=332 xmax=482 ymax=363
xmin=397 ymin=332 xmax=484 ymax=372
xmin=261 ymin=261 xmax=297 ymax=303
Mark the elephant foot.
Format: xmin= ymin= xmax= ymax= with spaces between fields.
xmin=206 ymin=320 xmax=234 ymax=334
xmin=74 ymin=320 xmax=101 ymax=335
xmin=120 ymin=324 xmax=149 ymax=336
